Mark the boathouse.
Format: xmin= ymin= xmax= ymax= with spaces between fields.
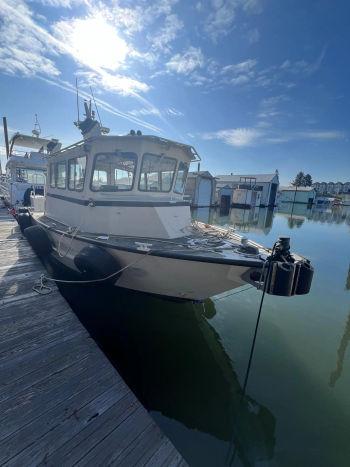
xmin=215 ymin=172 xmax=279 ymax=208
xmin=278 ymin=186 xmax=316 ymax=204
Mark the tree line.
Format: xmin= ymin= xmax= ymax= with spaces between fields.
xmin=291 ymin=171 xmax=313 ymax=187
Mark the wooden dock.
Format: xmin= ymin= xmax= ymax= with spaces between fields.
xmin=0 ymin=208 xmax=186 ymax=466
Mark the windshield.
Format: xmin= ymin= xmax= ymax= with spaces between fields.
xmin=15 ymin=168 xmax=46 ymax=184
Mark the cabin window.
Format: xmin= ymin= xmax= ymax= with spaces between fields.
xmin=174 ymin=161 xmax=189 ymax=194
xmin=139 ymin=154 xmax=176 ymax=192
xmin=50 ymin=163 xmax=55 ymax=187
xmin=91 ymin=152 xmax=137 ymax=191
xmin=56 ymin=161 xmax=66 ymax=189
xmin=68 ymin=156 xmax=86 ymax=191
xmin=15 ymin=168 xmax=46 ymax=185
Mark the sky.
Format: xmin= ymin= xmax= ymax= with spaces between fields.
xmin=0 ymin=0 xmax=349 ymax=185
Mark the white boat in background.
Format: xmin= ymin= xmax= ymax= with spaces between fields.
xmin=19 ymin=101 xmax=313 ymax=301
xmin=0 ymin=116 xmax=61 ymax=209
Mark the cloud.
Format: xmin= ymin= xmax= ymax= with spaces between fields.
xmin=0 ymin=0 xmax=60 ymax=78
xmin=148 ymin=14 xmax=183 ymax=52
xmin=221 ymin=58 xmax=257 ymax=75
xmin=34 ymin=0 xmax=87 ymax=8
xmin=204 ymin=0 xmax=263 ymax=42
xmin=202 ymin=126 xmax=346 ymax=147
xmin=203 ymin=128 xmax=262 ymax=147
xmin=166 ymin=107 xmax=184 ymax=117
xmin=0 ymin=0 xmax=151 ymax=96
xmin=246 ymin=28 xmax=260 ymax=44
xmin=166 ymin=47 xmax=204 ymax=74
xmin=220 ymin=58 xmax=257 ymax=85
xmin=279 ymin=47 xmax=327 ymax=76
xmin=129 ymin=108 xmax=161 ymax=117
xmin=38 ymin=76 xmax=162 ymax=132
xmin=76 ymin=70 xmax=150 ymax=96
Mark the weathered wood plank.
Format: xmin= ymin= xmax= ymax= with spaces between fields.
xmin=0 ymin=213 xmax=186 ymax=466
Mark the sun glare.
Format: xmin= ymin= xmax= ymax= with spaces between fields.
xmin=68 ymin=16 xmax=129 ymax=71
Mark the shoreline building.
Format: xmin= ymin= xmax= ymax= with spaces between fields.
xmin=215 ymin=172 xmax=279 ymax=208
xmin=313 ymin=181 xmax=350 ymax=195
xmin=278 ymin=186 xmax=317 ymax=204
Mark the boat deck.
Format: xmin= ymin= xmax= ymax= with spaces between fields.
xmin=36 ymin=214 xmax=265 ymax=267
xmin=0 ymin=206 xmax=186 ymax=466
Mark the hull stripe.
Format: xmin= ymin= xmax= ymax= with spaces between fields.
xmin=46 ymin=193 xmax=189 ymax=207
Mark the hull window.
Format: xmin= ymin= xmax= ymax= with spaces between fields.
xmin=68 ymin=156 xmax=86 ymax=191
xmin=91 ymin=152 xmax=137 ymax=192
xmin=139 ymin=153 xmax=176 ymax=192
xmin=174 ymin=161 xmax=189 ymax=194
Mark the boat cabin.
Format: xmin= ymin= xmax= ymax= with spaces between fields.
xmin=46 ymin=131 xmax=200 ymax=239
xmin=1 ymin=132 xmax=61 ymax=206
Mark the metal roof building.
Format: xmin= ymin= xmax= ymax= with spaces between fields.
xmin=278 ymin=186 xmax=316 ymax=204
xmin=215 ymin=172 xmax=279 ymax=207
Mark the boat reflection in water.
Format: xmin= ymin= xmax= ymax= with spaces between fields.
xmin=57 ymin=275 xmax=276 ymax=467
xmin=192 ymin=207 xmax=274 ymax=235
xmin=194 ymin=203 xmax=350 ymax=235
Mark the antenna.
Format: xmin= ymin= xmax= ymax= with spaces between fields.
xmin=90 ymin=86 xmax=102 ymax=127
xmin=32 ymin=114 xmax=41 ymax=138
xmin=76 ymin=77 xmax=80 ymax=122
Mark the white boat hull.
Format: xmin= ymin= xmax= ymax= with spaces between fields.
xmin=47 ymin=229 xmax=253 ymax=300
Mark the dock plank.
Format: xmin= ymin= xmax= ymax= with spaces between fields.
xmin=0 ymin=210 xmax=186 ymax=466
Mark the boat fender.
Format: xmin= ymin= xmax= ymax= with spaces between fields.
xmin=17 ymin=212 xmax=32 ymax=233
xmin=74 ymin=245 xmax=121 ymax=283
xmin=24 ymin=225 xmax=52 ymax=257
xmin=266 ymin=262 xmax=295 ymax=296
xmin=294 ymin=262 xmax=314 ymax=295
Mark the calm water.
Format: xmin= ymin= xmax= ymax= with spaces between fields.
xmin=58 ymin=203 xmax=350 ymax=467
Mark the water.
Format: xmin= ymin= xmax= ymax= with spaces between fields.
xmin=58 ymin=203 xmax=350 ymax=467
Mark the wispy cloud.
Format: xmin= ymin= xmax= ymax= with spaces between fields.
xmin=0 ymin=0 xmax=150 ymax=97
xmin=148 ymin=14 xmax=183 ymax=52
xmin=35 ymin=0 xmax=87 ymax=8
xmin=203 ymin=128 xmax=262 ymax=147
xmin=246 ymin=28 xmax=260 ymax=44
xmin=204 ymin=0 xmax=263 ymax=42
xmin=202 ymin=126 xmax=347 ymax=147
xmin=166 ymin=107 xmax=184 ymax=117
xmin=38 ymin=76 xmax=162 ymax=133
xmin=166 ymin=47 xmax=204 ymax=74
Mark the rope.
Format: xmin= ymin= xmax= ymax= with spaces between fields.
xmin=32 ymin=250 xmax=152 ymax=295
xmin=226 ymin=242 xmax=277 ymax=466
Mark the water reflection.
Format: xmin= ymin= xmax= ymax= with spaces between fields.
xmin=193 ymin=204 xmax=350 ymax=234
xmin=329 ymin=310 xmax=350 ymax=388
xmin=56 ymin=275 xmax=276 ymax=467
xmin=192 ymin=207 xmax=274 ymax=235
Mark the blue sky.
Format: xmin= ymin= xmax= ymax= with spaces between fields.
xmin=0 ymin=0 xmax=349 ymax=184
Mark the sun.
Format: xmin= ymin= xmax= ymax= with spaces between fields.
xmin=65 ymin=16 xmax=129 ymax=72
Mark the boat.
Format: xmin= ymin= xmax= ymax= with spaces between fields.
xmin=0 ymin=116 xmax=61 ymax=209
xmin=19 ymin=101 xmax=313 ymax=300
